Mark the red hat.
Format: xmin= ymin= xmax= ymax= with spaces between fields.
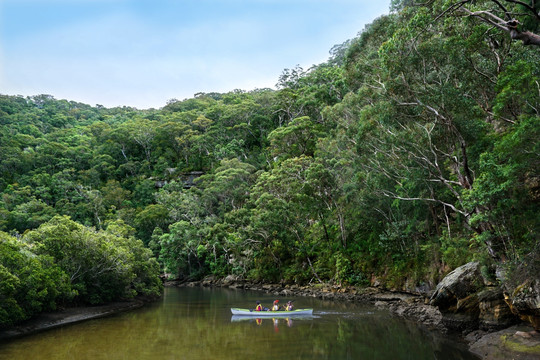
xmin=273 ymin=300 xmax=279 ymax=304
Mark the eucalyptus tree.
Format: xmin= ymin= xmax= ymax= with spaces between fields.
xmin=155 ymin=158 xmax=258 ymax=278
xmin=341 ymin=0 xmax=539 ymax=269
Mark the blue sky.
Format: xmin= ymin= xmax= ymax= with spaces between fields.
xmin=0 ymin=0 xmax=391 ymax=109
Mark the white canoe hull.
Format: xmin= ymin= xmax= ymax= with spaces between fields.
xmin=230 ymin=308 xmax=313 ymax=316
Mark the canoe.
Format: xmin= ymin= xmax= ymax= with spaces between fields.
xmin=231 ymin=314 xmax=313 ymax=322
xmin=230 ymin=308 xmax=313 ymax=316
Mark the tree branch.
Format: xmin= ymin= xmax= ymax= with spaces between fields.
xmin=458 ymin=5 xmax=540 ymax=46
xmin=502 ymin=0 xmax=540 ymax=21
xmin=380 ymin=189 xmax=470 ymax=218
xmin=491 ymin=0 xmax=512 ymax=20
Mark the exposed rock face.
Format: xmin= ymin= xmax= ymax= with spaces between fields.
xmin=430 ymin=262 xmax=518 ymax=332
xmin=478 ymin=288 xmax=517 ymax=331
xmin=505 ymin=278 xmax=540 ymax=331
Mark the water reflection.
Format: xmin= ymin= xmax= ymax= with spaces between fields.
xmin=231 ymin=315 xmax=314 ymax=322
xmin=0 ymin=287 xmax=479 ymax=360
xmin=231 ymin=314 xmax=313 ymax=333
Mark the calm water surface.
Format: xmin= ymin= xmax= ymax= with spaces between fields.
xmin=0 ymin=287 xmax=479 ymax=360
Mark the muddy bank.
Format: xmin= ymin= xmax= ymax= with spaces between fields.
xmin=169 ymin=276 xmax=540 ymax=359
xmin=0 ymin=298 xmax=149 ymax=341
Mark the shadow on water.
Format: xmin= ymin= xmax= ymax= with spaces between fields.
xmin=0 ymin=287 xmax=479 ymax=360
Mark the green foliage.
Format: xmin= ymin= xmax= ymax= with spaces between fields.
xmin=0 ymin=232 xmax=71 ymax=327
xmin=0 ymin=215 xmax=161 ymax=327
xmin=24 ymin=216 xmax=161 ymax=305
xmin=439 ymin=236 xmax=475 ymax=269
xmin=268 ymin=116 xmax=324 ymax=161
xmin=465 ymin=115 xmax=540 ymax=260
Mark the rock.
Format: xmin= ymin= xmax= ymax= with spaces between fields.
xmin=468 ymin=325 xmax=540 ymax=360
xmin=429 ymin=262 xmax=485 ymax=331
xmin=478 ymin=288 xmax=517 ymax=331
xmin=201 ymin=277 xmax=215 ymax=287
xmin=429 ymin=262 xmax=520 ymax=332
xmin=505 ymin=278 xmax=540 ymax=331
xmin=222 ymin=275 xmax=238 ymax=286
xmin=430 ymin=262 xmax=484 ymax=308
xmin=414 ymin=282 xmax=433 ymax=296
xmin=370 ymin=274 xmax=383 ymax=287
xmin=515 ymin=331 xmax=532 ymax=338
xmin=464 ymin=329 xmax=487 ymax=343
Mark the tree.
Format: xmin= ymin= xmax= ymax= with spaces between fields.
xmin=247 ymin=156 xmax=339 ymax=283
xmin=197 ymin=158 xmax=257 ymax=215
xmin=158 ymin=220 xmax=205 ymax=278
xmin=268 ymin=116 xmax=324 ymax=161
xmin=133 ymin=204 xmax=170 ymax=244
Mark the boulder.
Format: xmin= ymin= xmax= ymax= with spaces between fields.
xmin=468 ymin=325 xmax=540 ymax=360
xmin=201 ymin=275 xmax=216 ymax=287
xmin=430 ymin=262 xmax=484 ymax=309
xmin=222 ymin=274 xmax=238 ymax=286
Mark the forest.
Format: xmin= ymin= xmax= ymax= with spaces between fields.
xmin=1 ymin=0 xmax=538 ymax=327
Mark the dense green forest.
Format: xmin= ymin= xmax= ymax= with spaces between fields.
xmin=1 ymin=0 xmax=539 ymax=326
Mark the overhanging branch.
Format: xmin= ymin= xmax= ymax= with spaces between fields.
xmin=447 ymin=1 xmax=540 ymax=46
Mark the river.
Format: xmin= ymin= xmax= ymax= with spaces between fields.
xmin=0 ymin=286 xmax=479 ymax=359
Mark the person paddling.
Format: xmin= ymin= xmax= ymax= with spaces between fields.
xmin=271 ymin=300 xmax=280 ymax=311
xmin=286 ymin=301 xmax=294 ymax=311
xmin=255 ymin=301 xmax=263 ymax=311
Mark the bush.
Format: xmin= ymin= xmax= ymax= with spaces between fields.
xmin=0 ymin=232 xmax=72 ymax=327
xmin=24 ymin=216 xmax=162 ymax=305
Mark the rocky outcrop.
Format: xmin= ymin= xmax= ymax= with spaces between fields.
xmin=505 ymin=278 xmax=540 ymax=331
xmin=429 ymin=262 xmax=517 ymax=332
xmin=430 ymin=262 xmax=484 ymax=308
xmin=478 ymin=287 xmax=517 ymax=330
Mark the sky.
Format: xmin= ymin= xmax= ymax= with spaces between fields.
xmin=0 ymin=0 xmax=391 ymax=109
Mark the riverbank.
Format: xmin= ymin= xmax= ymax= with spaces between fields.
xmin=0 ymin=298 xmax=149 ymax=342
xmin=169 ymin=276 xmax=540 ymax=360
xmin=2 ymin=278 xmax=538 ymax=359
